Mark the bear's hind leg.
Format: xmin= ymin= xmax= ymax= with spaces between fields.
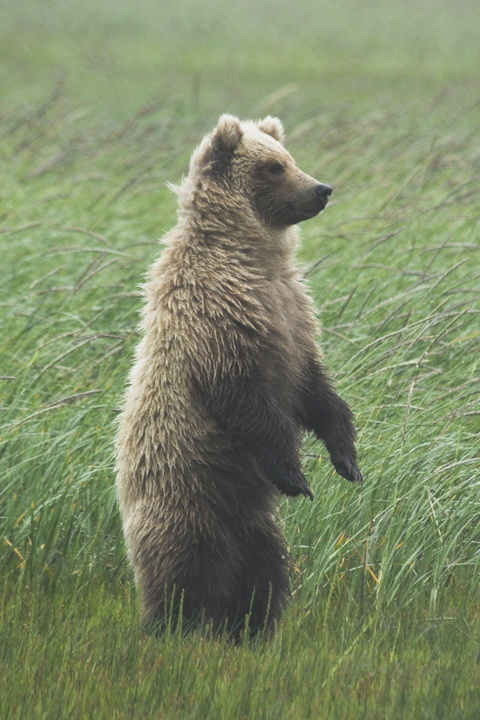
xmin=132 ymin=516 xmax=239 ymax=637
xmin=225 ymin=520 xmax=290 ymax=642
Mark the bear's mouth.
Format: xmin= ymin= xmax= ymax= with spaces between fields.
xmin=286 ymin=198 xmax=329 ymax=223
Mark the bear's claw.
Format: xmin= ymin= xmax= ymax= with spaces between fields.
xmin=277 ymin=471 xmax=314 ymax=500
xmin=334 ymin=459 xmax=363 ymax=484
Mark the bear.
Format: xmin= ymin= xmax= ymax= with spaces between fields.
xmin=116 ymin=114 xmax=362 ymax=642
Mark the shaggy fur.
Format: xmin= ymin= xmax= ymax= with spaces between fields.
xmin=116 ymin=115 xmax=361 ymax=641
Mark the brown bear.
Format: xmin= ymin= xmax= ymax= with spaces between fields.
xmin=116 ymin=115 xmax=361 ymax=641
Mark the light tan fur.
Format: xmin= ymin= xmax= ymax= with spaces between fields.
xmin=116 ymin=115 xmax=360 ymax=639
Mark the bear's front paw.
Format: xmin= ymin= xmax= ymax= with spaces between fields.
xmin=276 ymin=470 xmax=314 ymax=500
xmin=332 ymin=456 xmax=363 ymax=484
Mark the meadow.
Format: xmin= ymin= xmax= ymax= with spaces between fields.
xmin=1 ymin=1 xmax=479 ymax=718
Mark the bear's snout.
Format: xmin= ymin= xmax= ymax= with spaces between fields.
xmin=292 ymin=180 xmax=332 ymax=222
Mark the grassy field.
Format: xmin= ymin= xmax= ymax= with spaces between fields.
xmin=1 ymin=1 xmax=479 ymax=718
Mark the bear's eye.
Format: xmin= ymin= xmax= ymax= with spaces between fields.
xmin=267 ymin=162 xmax=285 ymax=176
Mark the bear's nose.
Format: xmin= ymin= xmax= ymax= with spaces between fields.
xmin=315 ymin=184 xmax=333 ymax=202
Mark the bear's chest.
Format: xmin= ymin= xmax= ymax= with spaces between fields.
xmin=256 ymin=278 xmax=314 ymax=406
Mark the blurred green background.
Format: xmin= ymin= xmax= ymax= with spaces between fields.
xmin=2 ymin=0 xmax=479 ymax=121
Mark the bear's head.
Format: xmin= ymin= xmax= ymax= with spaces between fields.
xmin=189 ymin=115 xmax=332 ymax=228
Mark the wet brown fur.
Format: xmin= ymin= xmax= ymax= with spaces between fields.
xmin=116 ymin=115 xmax=361 ymax=641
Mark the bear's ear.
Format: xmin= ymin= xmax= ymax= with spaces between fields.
xmin=198 ymin=115 xmax=243 ymax=176
xmin=258 ymin=116 xmax=285 ymax=143
xmin=213 ymin=114 xmax=244 ymax=153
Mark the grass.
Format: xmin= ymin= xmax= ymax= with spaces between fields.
xmin=1 ymin=1 xmax=479 ymax=718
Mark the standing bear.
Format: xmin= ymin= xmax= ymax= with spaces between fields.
xmin=116 ymin=115 xmax=362 ymax=641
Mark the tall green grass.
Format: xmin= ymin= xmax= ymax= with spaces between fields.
xmin=1 ymin=1 xmax=479 ymax=718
